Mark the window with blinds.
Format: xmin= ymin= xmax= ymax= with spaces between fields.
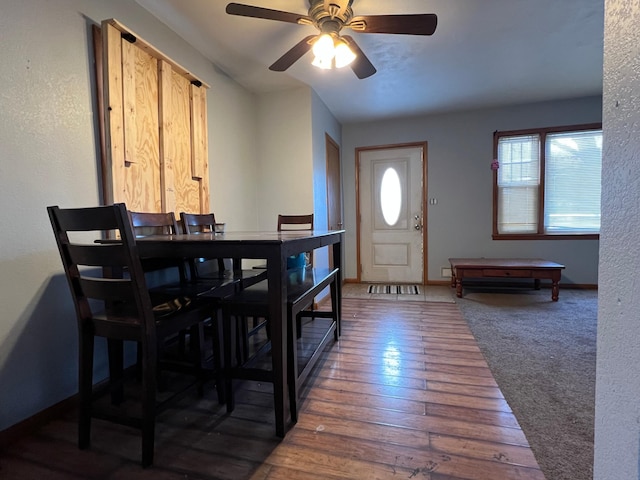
xmin=493 ymin=124 xmax=602 ymax=238
xmin=497 ymin=134 xmax=540 ymax=234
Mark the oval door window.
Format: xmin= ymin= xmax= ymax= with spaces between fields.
xmin=380 ymin=167 xmax=402 ymax=226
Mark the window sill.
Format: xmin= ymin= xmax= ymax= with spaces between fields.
xmin=492 ymin=233 xmax=599 ymax=240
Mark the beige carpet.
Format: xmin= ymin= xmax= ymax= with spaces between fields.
xmin=455 ymin=288 xmax=596 ymax=480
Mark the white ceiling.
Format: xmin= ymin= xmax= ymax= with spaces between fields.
xmin=135 ymin=0 xmax=604 ymax=123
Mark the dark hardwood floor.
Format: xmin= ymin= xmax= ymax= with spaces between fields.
xmin=0 ymin=293 xmax=545 ymax=479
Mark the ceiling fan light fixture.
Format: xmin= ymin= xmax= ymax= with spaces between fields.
xmin=312 ymin=33 xmax=335 ymax=63
xmin=334 ymin=39 xmax=356 ymax=68
xmin=227 ymin=2 xmax=437 ymax=78
xmin=311 ymin=55 xmax=333 ymax=69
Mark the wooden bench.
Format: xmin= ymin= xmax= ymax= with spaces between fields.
xmin=448 ymin=258 xmax=565 ymax=301
xmin=220 ymin=266 xmax=339 ymax=422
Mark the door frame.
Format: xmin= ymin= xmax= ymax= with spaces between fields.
xmin=325 ymin=133 xmax=342 ymax=269
xmin=355 ymin=141 xmax=428 ymax=284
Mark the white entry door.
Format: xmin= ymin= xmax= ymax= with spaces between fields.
xmin=358 ymin=144 xmax=425 ymax=283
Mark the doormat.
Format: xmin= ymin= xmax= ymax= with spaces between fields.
xmin=367 ymin=285 xmax=420 ymax=295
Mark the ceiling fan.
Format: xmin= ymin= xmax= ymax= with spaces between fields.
xmin=225 ymin=1 xmax=438 ymax=79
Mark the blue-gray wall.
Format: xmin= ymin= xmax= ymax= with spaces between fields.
xmin=342 ymin=96 xmax=602 ymax=284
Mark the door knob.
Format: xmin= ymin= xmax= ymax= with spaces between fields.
xmin=414 ymin=224 xmax=422 ymax=230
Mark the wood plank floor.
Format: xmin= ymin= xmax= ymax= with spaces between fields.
xmin=0 ymin=296 xmax=545 ymax=479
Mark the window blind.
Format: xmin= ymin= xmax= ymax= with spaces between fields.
xmin=544 ymin=130 xmax=602 ymax=233
xmin=497 ymin=134 xmax=540 ymax=234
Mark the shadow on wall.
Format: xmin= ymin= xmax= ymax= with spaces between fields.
xmin=0 ymin=273 xmax=113 ymax=431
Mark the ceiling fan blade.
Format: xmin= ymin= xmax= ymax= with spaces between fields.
xmin=342 ymin=35 xmax=376 ymax=79
xmin=350 ymin=14 xmax=438 ymax=35
xmin=226 ymin=3 xmax=308 ymax=24
xmin=269 ymin=35 xmax=316 ymax=72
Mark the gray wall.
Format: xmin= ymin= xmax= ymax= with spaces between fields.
xmin=0 ymin=0 xmax=338 ymax=432
xmin=342 ymin=96 xmax=602 ymax=284
xmin=0 ymin=0 xmax=260 ymax=431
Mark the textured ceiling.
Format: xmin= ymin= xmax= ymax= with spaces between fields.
xmin=135 ymin=0 xmax=604 ymax=123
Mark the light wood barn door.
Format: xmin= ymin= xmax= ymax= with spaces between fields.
xmin=100 ymin=19 xmax=209 ymax=214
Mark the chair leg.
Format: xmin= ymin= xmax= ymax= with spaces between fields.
xmin=209 ymin=312 xmax=225 ymax=404
xmin=222 ymin=309 xmax=235 ymax=412
xmin=78 ymin=330 xmax=94 ymax=450
xmin=141 ymin=341 xmax=158 ymax=468
xmin=237 ymin=316 xmax=249 ymax=364
xmin=107 ymin=339 xmax=124 ymax=404
xmin=188 ymin=323 xmax=206 ymax=397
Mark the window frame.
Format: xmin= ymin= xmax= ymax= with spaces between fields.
xmin=492 ymin=122 xmax=602 ymax=240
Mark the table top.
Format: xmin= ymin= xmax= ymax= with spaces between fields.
xmin=135 ymin=229 xmax=344 ymax=244
xmin=448 ymin=258 xmax=565 ymax=269
xmin=131 ymin=229 xmax=344 ymax=260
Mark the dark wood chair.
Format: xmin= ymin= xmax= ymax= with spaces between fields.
xmin=48 ymin=203 xmax=223 ymax=467
xmin=128 ymin=210 xmax=187 ymax=282
xmin=129 ymin=210 xmax=231 ymax=371
xmin=179 ymin=212 xmax=266 ymax=291
xmin=180 ymin=212 xmax=268 ymax=364
xmin=128 ymin=211 xmax=230 ymax=296
xmin=278 ymin=214 xmax=314 ymax=267
xmin=253 ymin=213 xmax=315 ymax=271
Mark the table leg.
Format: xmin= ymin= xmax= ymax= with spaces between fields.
xmin=267 ymin=252 xmax=289 ymax=437
xmin=332 ymin=239 xmax=342 ymax=337
xmin=551 ymin=271 xmax=561 ymax=301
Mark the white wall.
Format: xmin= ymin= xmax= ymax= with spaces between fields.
xmin=594 ymin=1 xmax=640 ymax=478
xmin=342 ymin=97 xmax=603 ymax=283
xmin=255 ymin=88 xmax=314 ymax=231
xmin=0 ymin=0 xmax=259 ymax=430
xmin=208 ymin=74 xmax=259 ymax=231
xmin=253 ymin=88 xmax=340 ymax=273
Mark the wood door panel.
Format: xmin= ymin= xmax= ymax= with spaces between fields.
xmin=123 ymin=43 xmax=161 ymax=212
xmin=372 ymin=243 xmax=410 ymax=266
xmin=167 ymin=70 xmax=200 ymax=214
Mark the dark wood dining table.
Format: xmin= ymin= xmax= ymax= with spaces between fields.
xmin=133 ymin=229 xmax=344 ymax=437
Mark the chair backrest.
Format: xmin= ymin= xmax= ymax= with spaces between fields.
xmin=278 ymin=214 xmax=314 ymax=267
xmin=180 ymin=212 xmax=217 ymax=234
xmin=48 ymin=203 xmax=156 ymax=334
xmin=129 ymin=210 xmax=187 ymax=281
xmin=277 ymin=214 xmax=314 ymax=231
xmin=129 ymin=211 xmax=181 ymax=236
xmin=179 ymin=212 xmax=226 ymax=274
